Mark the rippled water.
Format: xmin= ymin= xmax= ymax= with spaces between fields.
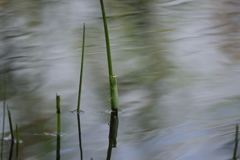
xmin=1 ymin=0 xmax=240 ymax=159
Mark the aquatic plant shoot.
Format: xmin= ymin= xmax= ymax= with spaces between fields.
xmin=100 ymin=0 xmax=119 ymax=110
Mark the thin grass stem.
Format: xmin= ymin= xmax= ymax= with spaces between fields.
xmin=77 ymin=23 xmax=86 ymax=112
xmin=56 ymin=95 xmax=61 ymax=135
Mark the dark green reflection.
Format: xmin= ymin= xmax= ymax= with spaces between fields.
xmin=233 ymin=124 xmax=239 ymax=160
xmin=106 ymin=109 xmax=119 ymax=160
xmin=77 ymin=113 xmax=83 ymax=160
xmin=56 ymin=95 xmax=61 ymax=160
xmin=8 ymin=141 xmax=14 ymax=160
xmin=7 ymin=108 xmax=14 ymax=160
xmin=56 ymin=135 xmax=60 ymax=160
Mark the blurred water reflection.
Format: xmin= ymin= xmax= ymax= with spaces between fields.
xmin=1 ymin=0 xmax=240 ymax=159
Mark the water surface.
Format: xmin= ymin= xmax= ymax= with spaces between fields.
xmin=1 ymin=0 xmax=240 ymax=159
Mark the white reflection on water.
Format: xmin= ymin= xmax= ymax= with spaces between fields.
xmin=1 ymin=0 xmax=240 ymax=159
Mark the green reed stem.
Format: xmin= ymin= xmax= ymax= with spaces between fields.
xmin=233 ymin=124 xmax=239 ymax=160
xmin=77 ymin=23 xmax=86 ymax=113
xmin=56 ymin=95 xmax=61 ymax=160
xmin=7 ymin=107 xmax=14 ymax=142
xmin=56 ymin=95 xmax=61 ymax=135
xmin=100 ymin=0 xmax=119 ymax=110
xmin=100 ymin=0 xmax=113 ymax=76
